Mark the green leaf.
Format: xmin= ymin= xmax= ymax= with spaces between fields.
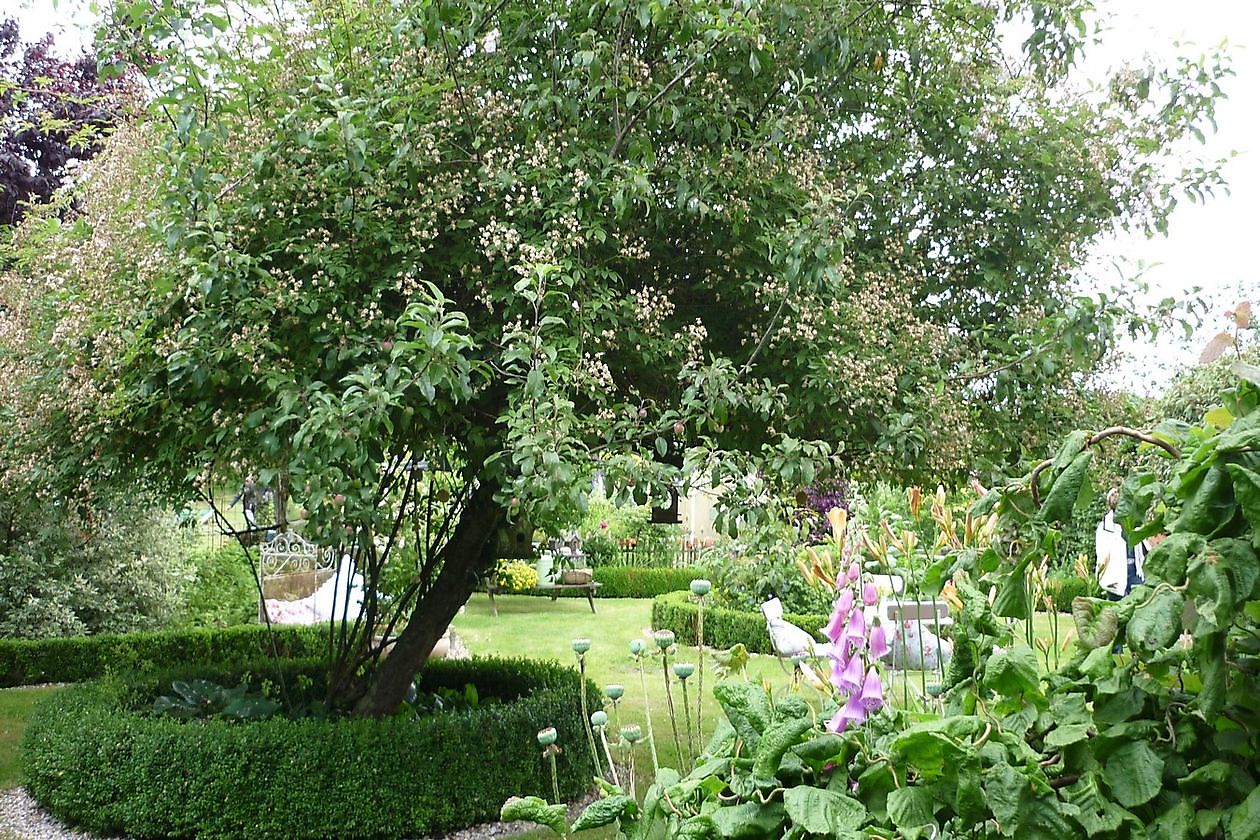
xmin=983 ymin=763 xmax=1027 ymax=836
xmin=1039 ymin=449 xmax=1092 ymax=523
xmin=500 ymin=796 xmax=568 ymax=835
xmin=1103 ymin=741 xmax=1163 ymax=807
xmin=1225 ymin=462 xmax=1260 ymax=537
xmin=982 ymin=644 xmax=1042 ymax=700
xmin=1150 ymin=799 xmax=1194 ymax=840
xmin=710 ymin=802 xmax=785 ymax=838
xmin=1044 ymin=723 xmax=1090 ymax=748
xmin=1142 ymin=533 xmax=1205 ymax=586
xmin=1226 ymin=783 xmax=1260 ymax=840
xmin=1063 ymin=771 xmax=1131 ymax=835
xmin=1194 ymin=630 xmax=1228 ymax=717
xmin=713 ymin=681 xmax=771 ymax=749
xmin=783 ymin=786 xmax=865 ymax=834
xmin=886 ymin=786 xmax=936 ymax=834
xmin=1072 ymin=598 xmax=1119 ymax=650
xmin=571 ymin=795 xmax=636 ymax=832
xmin=1125 ymin=588 xmax=1184 ymax=656
xmin=1174 ymin=465 xmax=1237 ymax=537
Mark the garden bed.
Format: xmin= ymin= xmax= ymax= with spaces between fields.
xmin=21 ymin=657 xmax=597 ymax=839
xmin=650 ymin=590 xmax=828 ymax=654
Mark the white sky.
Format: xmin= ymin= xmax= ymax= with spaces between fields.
xmin=3 ymin=0 xmax=1257 ymax=396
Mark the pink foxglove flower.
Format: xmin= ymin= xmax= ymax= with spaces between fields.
xmin=862 ymin=581 xmax=878 ymax=606
xmin=826 ymin=692 xmax=869 ymax=733
xmin=868 ymin=623 xmax=890 ymax=661
xmin=859 ymin=666 xmax=884 ymax=712
xmin=841 ymin=609 xmax=866 ymax=657
xmin=846 ymin=561 xmax=860 ymax=582
xmin=824 ymin=589 xmax=854 ymax=643
xmin=834 ymin=650 xmax=865 ymax=695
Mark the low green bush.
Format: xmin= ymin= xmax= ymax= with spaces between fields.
xmin=651 ymin=590 xmax=827 ymax=654
xmin=1043 ymin=572 xmax=1099 ymax=613
xmin=178 ymin=543 xmax=260 ymax=628
xmin=22 ymin=657 xmax=596 ymax=839
xmin=0 ymin=623 xmax=325 ymax=687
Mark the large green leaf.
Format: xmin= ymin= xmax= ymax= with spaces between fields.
xmin=1063 ymin=772 xmax=1131 ymax=835
xmin=886 ymin=786 xmax=936 ymax=834
xmin=1103 ymin=741 xmax=1164 ymax=807
xmin=1212 ymin=537 xmax=1260 ymax=603
xmin=1216 ymin=412 xmax=1260 ymax=454
xmin=982 ymin=644 xmax=1042 ymax=701
xmin=1072 ymin=598 xmax=1119 ymax=650
xmin=992 ymin=563 xmax=1031 ymax=619
xmin=1126 ymin=588 xmax=1184 ymax=657
xmin=712 ymin=681 xmax=771 ymax=749
xmin=983 ymin=763 xmax=1028 ymax=837
xmin=1174 ymin=465 xmax=1237 ymax=537
xmin=1194 ymin=630 xmax=1228 ymax=717
xmin=1150 ymin=799 xmax=1195 ymax=840
xmin=1142 ymin=532 xmax=1205 ymax=586
xmin=783 ymin=786 xmax=865 ymax=834
xmin=500 ymin=796 xmax=568 ymax=836
xmin=710 ymin=802 xmax=785 ymax=839
xmin=1039 ymin=449 xmax=1092 ymax=523
xmin=1225 ymin=462 xmax=1260 ymax=535
xmin=1226 ymin=783 xmax=1260 ymax=840
xmin=571 ymin=795 xmax=636 ymax=832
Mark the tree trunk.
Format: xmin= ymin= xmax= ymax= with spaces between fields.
xmin=353 ymin=479 xmax=504 ymax=718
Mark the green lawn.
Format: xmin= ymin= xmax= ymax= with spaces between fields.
xmin=0 ymin=686 xmax=60 ymax=789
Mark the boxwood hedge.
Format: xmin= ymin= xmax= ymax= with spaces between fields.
xmin=650 ymin=590 xmax=828 ymax=654
xmin=22 ymin=656 xmax=597 ymax=839
xmin=0 ymin=623 xmax=326 ymax=687
xmin=526 ymin=565 xmax=711 ymax=599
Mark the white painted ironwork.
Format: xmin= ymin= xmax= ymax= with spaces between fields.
xmin=259 ymin=531 xmax=334 ymax=578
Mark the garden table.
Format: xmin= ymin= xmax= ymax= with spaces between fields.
xmin=483 ymin=579 xmax=602 ymax=616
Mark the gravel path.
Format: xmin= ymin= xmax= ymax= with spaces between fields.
xmin=0 ymin=788 xmax=116 ymax=840
xmin=0 ymin=784 xmax=596 ymax=840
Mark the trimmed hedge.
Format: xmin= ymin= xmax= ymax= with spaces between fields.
xmin=22 ymin=657 xmax=597 ymax=839
xmin=593 ymin=565 xmax=711 ymax=598
xmin=651 ymin=590 xmax=828 ymax=655
xmin=513 ymin=565 xmax=712 ymax=599
xmin=0 ymin=624 xmax=326 ymax=687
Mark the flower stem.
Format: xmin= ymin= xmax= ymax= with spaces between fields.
xmin=636 ymin=659 xmax=660 ymax=775
xmin=599 ymin=728 xmax=620 ymax=788
xmin=578 ymin=657 xmax=603 ymax=779
xmin=680 ymin=679 xmax=696 ymax=765
xmin=662 ymin=654 xmax=684 ymax=768
xmin=548 ymin=751 xmax=560 ymax=806
xmin=696 ymin=598 xmax=705 ymax=748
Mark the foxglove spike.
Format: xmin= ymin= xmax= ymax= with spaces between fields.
xmin=860 ymin=666 xmax=884 ymax=712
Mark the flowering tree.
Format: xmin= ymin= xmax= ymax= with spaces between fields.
xmin=0 ymin=0 xmax=1228 ymax=715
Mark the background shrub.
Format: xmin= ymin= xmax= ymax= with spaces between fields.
xmin=0 ymin=497 xmax=195 ymax=638
xmin=177 ymin=543 xmax=260 ymax=628
xmin=22 ymin=657 xmax=596 ymax=839
xmin=0 ymin=623 xmax=326 ymax=687
xmin=1043 ymin=572 xmax=1100 ymax=613
xmin=651 ymin=590 xmax=827 ymax=655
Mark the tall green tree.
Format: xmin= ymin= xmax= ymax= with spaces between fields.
xmin=1 ymin=0 xmax=1226 ymax=715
